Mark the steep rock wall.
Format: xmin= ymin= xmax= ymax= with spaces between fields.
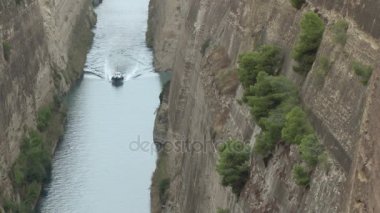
xmin=149 ymin=0 xmax=380 ymax=212
xmin=0 ymin=0 xmax=95 ymax=208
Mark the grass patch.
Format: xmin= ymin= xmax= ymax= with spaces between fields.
xmin=216 ymin=140 xmax=251 ymax=195
xmin=3 ymin=41 xmax=11 ymax=62
xmin=37 ymin=106 xmax=52 ymax=131
xmin=293 ymin=164 xmax=310 ymax=186
xmin=352 ymin=61 xmax=373 ymax=85
xmin=315 ymin=56 xmax=330 ymax=80
xmin=293 ymin=12 xmax=325 ymax=74
xmin=332 ymin=20 xmax=349 ymax=46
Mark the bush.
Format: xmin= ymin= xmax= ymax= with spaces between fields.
xmin=158 ymin=178 xmax=170 ymax=204
xmin=315 ymin=56 xmax=330 ymax=80
xmin=352 ymin=61 xmax=373 ymax=85
xmin=293 ymin=12 xmax=325 ymax=74
xmin=216 ymin=140 xmax=251 ymax=195
xmin=3 ymin=41 xmax=11 ymax=62
xmin=37 ymin=106 xmax=52 ymax=131
xmin=332 ymin=20 xmax=349 ymax=46
xmin=238 ymin=45 xmax=282 ymax=88
xmin=299 ymin=134 xmax=322 ymax=167
xmin=293 ymin=164 xmax=310 ymax=186
xmin=290 ymin=0 xmax=305 ymax=9
xmin=282 ymin=107 xmax=313 ymax=145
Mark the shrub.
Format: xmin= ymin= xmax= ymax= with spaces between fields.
xmin=282 ymin=107 xmax=313 ymax=145
xmin=290 ymin=0 xmax=305 ymax=9
xmin=238 ymin=45 xmax=282 ymax=88
xmin=216 ymin=140 xmax=251 ymax=195
xmin=352 ymin=61 xmax=373 ymax=85
xmin=3 ymin=41 xmax=11 ymax=62
xmin=37 ymin=106 xmax=52 ymax=131
xmin=332 ymin=20 xmax=349 ymax=46
xmin=315 ymin=56 xmax=330 ymax=80
xmin=293 ymin=164 xmax=310 ymax=186
xmin=299 ymin=134 xmax=322 ymax=167
xmin=158 ymin=178 xmax=170 ymax=204
xmin=293 ymin=12 xmax=325 ymax=74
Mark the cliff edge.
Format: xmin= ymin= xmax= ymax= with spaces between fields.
xmin=149 ymin=0 xmax=380 ymax=212
xmin=0 ymin=0 xmax=96 ymax=210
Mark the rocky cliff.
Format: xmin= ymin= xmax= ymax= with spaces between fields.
xmin=149 ymin=0 xmax=380 ymax=212
xmin=0 ymin=0 xmax=96 ymax=210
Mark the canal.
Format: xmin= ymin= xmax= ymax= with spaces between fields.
xmin=39 ymin=0 xmax=161 ymax=212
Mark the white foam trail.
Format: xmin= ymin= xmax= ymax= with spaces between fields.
xmin=124 ymin=64 xmax=139 ymax=81
xmin=104 ymin=58 xmax=113 ymax=81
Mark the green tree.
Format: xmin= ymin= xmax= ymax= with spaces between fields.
xmin=293 ymin=12 xmax=325 ymax=74
xmin=216 ymin=140 xmax=251 ymax=195
xmin=282 ymin=107 xmax=313 ymax=145
xmin=299 ymin=134 xmax=322 ymax=167
xmin=238 ymin=45 xmax=282 ymax=88
xmin=246 ymin=72 xmax=298 ymax=120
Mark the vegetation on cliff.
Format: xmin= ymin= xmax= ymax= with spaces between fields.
xmin=237 ymin=42 xmax=325 ymax=186
xmin=332 ymin=20 xmax=349 ymax=46
xmin=6 ymin=99 xmax=65 ymax=212
xmin=238 ymin=45 xmax=282 ymax=89
xmin=290 ymin=0 xmax=305 ymax=9
xmin=216 ymin=140 xmax=251 ymax=195
xmin=352 ymin=61 xmax=373 ymax=85
xmin=2 ymin=41 xmax=11 ymax=62
xmin=293 ymin=12 xmax=325 ymax=74
xmin=7 ymin=130 xmax=52 ymax=212
xmin=282 ymin=107 xmax=313 ymax=145
xmin=37 ymin=107 xmax=52 ymax=131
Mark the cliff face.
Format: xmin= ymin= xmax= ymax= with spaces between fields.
xmin=0 ymin=0 xmax=95 ymax=208
xmin=149 ymin=0 xmax=380 ymax=212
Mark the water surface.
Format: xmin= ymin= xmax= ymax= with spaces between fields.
xmin=39 ymin=0 xmax=160 ymax=212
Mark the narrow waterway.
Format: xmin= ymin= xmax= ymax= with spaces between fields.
xmin=39 ymin=0 xmax=161 ymax=212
